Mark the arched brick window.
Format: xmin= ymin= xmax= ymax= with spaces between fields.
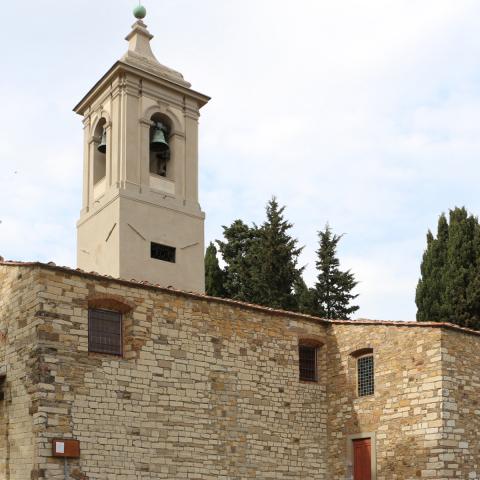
xmin=87 ymin=296 xmax=133 ymax=356
xmin=298 ymin=338 xmax=323 ymax=382
xmin=88 ymin=309 xmax=122 ymax=355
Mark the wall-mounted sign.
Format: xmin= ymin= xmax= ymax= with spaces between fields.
xmin=52 ymin=439 xmax=80 ymax=458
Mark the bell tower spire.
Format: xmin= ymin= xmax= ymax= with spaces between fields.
xmin=124 ymin=6 xmax=157 ymax=62
xmin=75 ymin=6 xmax=210 ymax=293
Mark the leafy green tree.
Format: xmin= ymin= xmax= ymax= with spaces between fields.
xmin=416 ymin=207 xmax=480 ymax=329
xmin=204 ymin=242 xmax=225 ymax=297
xmin=314 ymin=224 xmax=359 ymax=319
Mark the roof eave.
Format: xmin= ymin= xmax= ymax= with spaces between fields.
xmin=2 ymin=260 xmax=480 ymax=339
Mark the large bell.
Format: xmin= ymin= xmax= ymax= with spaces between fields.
xmin=150 ymin=122 xmax=169 ymax=153
xmin=97 ymin=128 xmax=107 ymax=154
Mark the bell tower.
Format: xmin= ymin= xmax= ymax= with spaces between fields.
xmin=75 ymin=6 xmax=209 ymax=293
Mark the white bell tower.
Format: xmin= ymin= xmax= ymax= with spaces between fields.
xmin=75 ymin=6 xmax=209 ymax=293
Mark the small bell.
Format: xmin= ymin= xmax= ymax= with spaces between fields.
xmin=97 ymin=128 xmax=107 ymax=154
xmin=150 ymin=122 xmax=169 ymax=153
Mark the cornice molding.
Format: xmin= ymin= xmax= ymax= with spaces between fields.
xmin=74 ymin=61 xmax=210 ymax=116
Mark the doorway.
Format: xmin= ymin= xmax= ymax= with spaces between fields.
xmin=353 ymin=438 xmax=371 ymax=480
xmin=347 ymin=433 xmax=376 ymax=480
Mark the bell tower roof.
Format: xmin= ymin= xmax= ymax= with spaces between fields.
xmin=74 ymin=7 xmax=208 ymax=115
xmin=121 ymin=15 xmax=191 ymax=89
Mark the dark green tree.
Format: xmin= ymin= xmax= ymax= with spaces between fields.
xmin=204 ymin=242 xmax=225 ymax=297
xmin=314 ymin=224 xmax=359 ymax=319
xmin=216 ymin=219 xmax=258 ymax=302
xmin=415 ymin=215 xmax=448 ymax=322
xmin=216 ymin=197 xmax=303 ymax=310
xmin=416 ymin=207 xmax=480 ymax=329
xmin=251 ymin=197 xmax=304 ymax=310
xmin=293 ymin=277 xmax=317 ymax=315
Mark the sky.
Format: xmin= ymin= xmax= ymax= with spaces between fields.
xmin=1 ymin=0 xmax=480 ymax=321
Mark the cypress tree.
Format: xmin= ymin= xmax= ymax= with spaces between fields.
xmin=416 ymin=207 xmax=480 ymax=329
xmin=204 ymin=242 xmax=225 ymax=297
xmin=314 ymin=224 xmax=359 ymax=319
xmin=416 ymin=215 xmax=448 ymax=322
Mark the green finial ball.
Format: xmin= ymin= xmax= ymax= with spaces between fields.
xmin=133 ymin=5 xmax=147 ymax=19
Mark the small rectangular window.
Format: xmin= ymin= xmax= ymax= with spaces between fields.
xmin=358 ymin=355 xmax=374 ymax=397
xmin=88 ymin=309 xmax=122 ymax=356
xmin=299 ymin=345 xmax=317 ymax=382
xmin=151 ymin=242 xmax=176 ymax=263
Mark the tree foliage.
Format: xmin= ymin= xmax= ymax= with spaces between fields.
xmin=252 ymin=198 xmax=304 ymax=310
xmin=216 ymin=219 xmax=258 ymax=301
xmin=204 ymin=242 xmax=225 ymax=297
xmin=416 ymin=207 xmax=480 ymax=329
xmin=208 ymin=199 xmax=361 ymax=317
xmin=216 ymin=197 xmax=303 ymax=310
xmin=293 ymin=277 xmax=317 ymax=315
xmin=314 ymin=224 xmax=359 ymax=319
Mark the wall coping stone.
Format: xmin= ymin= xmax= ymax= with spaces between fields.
xmin=2 ymin=259 xmax=480 ymax=339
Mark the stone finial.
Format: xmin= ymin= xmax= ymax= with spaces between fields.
xmin=121 ymin=11 xmax=191 ymax=87
xmin=125 ymin=19 xmax=157 ymax=62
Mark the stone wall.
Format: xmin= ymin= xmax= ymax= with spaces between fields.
xmin=442 ymin=329 xmax=480 ymax=479
xmin=0 ymin=265 xmax=10 ymax=478
xmin=327 ymin=323 xmax=446 ymax=480
xmin=0 ymin=265 xmax=39 ymax=480
xmin=30 ymin=265 xmax=329 ymax=479
xmin=3 ymin=262 xmax=480 ymax=479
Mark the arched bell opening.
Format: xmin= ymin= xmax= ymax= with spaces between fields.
xmin=93 ymin=118 xmax=107 ymax=196
xmin=149 ymin=113 xmax=173 ymax=181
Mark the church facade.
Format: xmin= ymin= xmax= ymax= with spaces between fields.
xmin=1 ymin=7 xmax=480 ymax=480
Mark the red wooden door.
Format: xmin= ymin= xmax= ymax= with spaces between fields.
xmin=353 ymin=438 xmax=371 ymax=480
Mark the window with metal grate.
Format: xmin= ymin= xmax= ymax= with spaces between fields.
xmin=151 ymin=242 xmax=176 ymax=263
xmin=357 ymin=355 xmax=374 ymax=397
xmin=299 ymin=345 xmax=317 ymax=382
xmin=88 ymin=309 xmax=122 ymax=356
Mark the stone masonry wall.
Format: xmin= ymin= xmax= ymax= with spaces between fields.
xmin=327 ymin=323 xmax=446 ymax=480
xmin=3 ymin=263 xmax=480 ymax=479
xmin=30 ymin=266 xmax=329 ymax=479
xmin=0 ymin=265 xmax=10 ymax=478
xmin=0 ymin=265 xmax=41 ymax=480
xmin=441 ymin=329 xmax=480 ymax=479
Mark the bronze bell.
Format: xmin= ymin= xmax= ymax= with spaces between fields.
xmin=150 ymin=122 xmax=169 ymax=153
xmin=97 ymin=128 xmax=107 ymax=154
